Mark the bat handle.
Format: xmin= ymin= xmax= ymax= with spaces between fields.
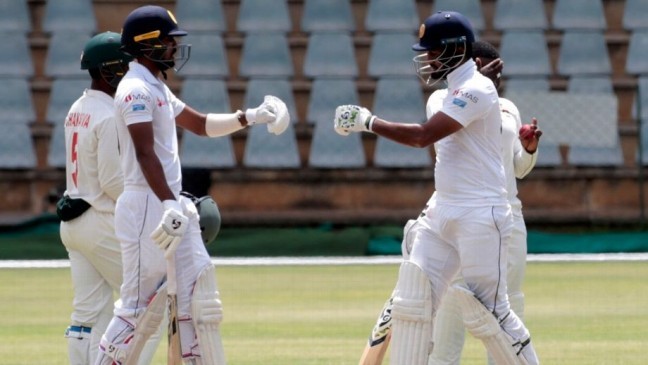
xmin=166 ymin=257 xmax=178 ymax=296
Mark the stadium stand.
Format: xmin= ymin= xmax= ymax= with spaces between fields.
xmin=303 ymin=32 xmax=358 ymax=78
xmin=179 ymin=33 xmax=229 ymax=78
xmin=557 ymin=30 xmax=611 ymax=76
xmin=2 ymin=0 xmax=644 ymax=225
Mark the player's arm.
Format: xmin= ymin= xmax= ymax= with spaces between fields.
xmin=515 ymin=117 xmax=542 ymax=179
xmin=175 ymin=96 xmax=291 ymax=137
xmin=127 ymin=121 xmax=176 ymax=202
xmin=372 ymin=112 xmax=463 ymax=148
xmin=334 ymin=104 xmax=462 ymax=148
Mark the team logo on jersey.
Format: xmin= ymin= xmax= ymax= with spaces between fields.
xmin=124 ymin=93 xmax=151 ymax=103
xmin=132 ymin=104 xmax=146 ymax=111
xmin=156 ymin=98 xmax=167 ymax=107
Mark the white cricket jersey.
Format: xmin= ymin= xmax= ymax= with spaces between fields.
xmin=63 ymin=88 xmax=123 ymax=213
xmin=427 ymin=92 xmax=537 ymax=210
xmin=499 ymin=97 xmax=537 ymax=210
xmin=114 ymin=61 xmax=186 ymax=194
xmin=428 ymin=60 xmax=507 ymax=205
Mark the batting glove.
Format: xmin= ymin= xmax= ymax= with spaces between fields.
xmin=245 ymin=95 xmax=291 ymax=135
xmin=151 ymin=200 xmax=188 ymax=259
xmin=334 ymin=105 xmax=376 ymax=136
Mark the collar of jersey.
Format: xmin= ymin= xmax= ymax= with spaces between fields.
xmin=84 ymin=88 xmax=114 ymax=103
xmin=128 ymin=60 xmax=161 ymax=85
xmin=446 ymin=59 xmax=476 ymax=89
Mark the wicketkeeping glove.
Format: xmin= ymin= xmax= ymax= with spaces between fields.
xmin=245 ymin=95 xmax=290 ymax=135
xmin=333 ymin=104 xmax=376 ymax=136
xmin=150 ymin=200 xmax=189 ymax=259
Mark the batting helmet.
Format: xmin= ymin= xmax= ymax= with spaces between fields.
xmin=120 ymin=5 xmax=190 ymax=72
xmin=412 ymin=11 xmax=475 ymax=86
xmin=80 ymin=32 xmax=132 ymax=87
xmin=195 ymin=196 xmax=222 ymax=245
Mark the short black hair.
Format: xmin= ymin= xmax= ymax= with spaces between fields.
xmin=472 ymin=41 xmax=499 ymax=60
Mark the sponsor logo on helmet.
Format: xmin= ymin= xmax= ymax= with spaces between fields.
xmin=419 ymin=24 xmax=426 ymax=39
xmin=134 ymin=30 xmax=161 ymax=42
xmin=167 ymin=10 xmax=178 ymax=24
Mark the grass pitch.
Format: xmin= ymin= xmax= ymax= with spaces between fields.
xmin=1 ymin=261 xmax=647 ymax=364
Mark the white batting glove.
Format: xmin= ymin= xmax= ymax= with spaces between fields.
xmin=150 ymin=200 xmax=188 ymax=259
xmin=245 ymin=95 xmax=291 ymax=135
xmin=334 ymin=105 xmax=375 ymax=136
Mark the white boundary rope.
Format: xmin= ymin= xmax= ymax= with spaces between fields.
xmin=1 ymin=253 xmax=648 ymax=269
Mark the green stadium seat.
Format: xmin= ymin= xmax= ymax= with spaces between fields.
xmin=0 ymin=123 xmax=36 ymax=169
xmin=43 ymin=0 xmax=96 ymax=34
xmin=365 ymin=0 xmax=418 ymax=32
xmin=175 ymin=0 xmax=226 ymax=33
xmin=494 ymin=0 xmax=548 ymax=30
xmin=179 ymin=33 xmax=228 ymax=78
xmin=303 ymin=32 xmax=358 ymax=78
xmin=239 ymin=34 xmax=294 ymax=78
xmin=301 ymin=0 xmax=355 ymax=33
xmin=237 ymin=0 xmax=291 ymax=33
xmin=552 ymin=0 xmax=606 ymax=30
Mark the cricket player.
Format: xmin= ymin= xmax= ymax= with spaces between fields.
xmin=57 ymin=32 xmax=160 ymax=365
xmin=336 ymin=11 xmax=539 ymax=365
xmin=95 ymin=6 xmax=290 ymax=365
xmin=428 ymin=40 xmax=542 ymax=365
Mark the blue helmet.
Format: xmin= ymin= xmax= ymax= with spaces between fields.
xmin=412 ymin=11 xmax=475 ymax=86
xmin=412 ymin=11 xmax=475 ymax=52
xmin=121 ymin=5 xmax=190 ymax=71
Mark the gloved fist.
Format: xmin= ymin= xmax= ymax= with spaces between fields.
xmin=334 ymin=105 xmax=375 ymax=136
xmin=245 ymin=95 xmax=290 ymax=135
xmin=150 ymin=200 xmax=188 ymax=259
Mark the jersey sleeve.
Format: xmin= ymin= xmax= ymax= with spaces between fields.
xmin=117 ymin=83 xmax=155 ymax=125
xmin=168 ymin=89 xmax=186 ymax=117
xmin=502 ymin=98 xmax=538 ymax=178
xmin=426 ymin=89 xmax=447 ymax=119
xmin=441 ymin=84 xmax=493 ymax=128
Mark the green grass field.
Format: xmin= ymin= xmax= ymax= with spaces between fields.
xmin=1 ymin=261 xmax=647 ymax=364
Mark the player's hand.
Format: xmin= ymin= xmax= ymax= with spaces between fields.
xmin=479 ymin=58 xmax=503 ymax=85
xmin=519 ymin=118 xmax=542 ymax=153
xmin=150 ymin=200 xmax=188 ymax=259
xmin=333 ymin=105 xmax=375 ymax=136
xmin=179 ymin=195 xmax=198 ymax=221
xmin=245 ymin=95 xmax=290 ymax=135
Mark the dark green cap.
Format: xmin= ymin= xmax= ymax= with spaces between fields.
xmin=80 ymin=31 xmax=133 ymax=70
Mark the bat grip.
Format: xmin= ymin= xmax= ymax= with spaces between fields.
xmin=166 ymin=257 xmax=178 ymax=296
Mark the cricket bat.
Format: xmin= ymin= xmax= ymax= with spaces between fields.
xmin=167 ymin=257 xmax=183 ymax=365
xmin=359 ymin=296 xmax=394 ymax=365
xmin=359 ymin=332 xmax=391 ymax=365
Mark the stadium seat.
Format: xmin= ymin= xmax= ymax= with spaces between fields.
xmin=625 ymin=30 xmax=648 ymax=75
xmin=46 ymin=79 xmax=89 ymax=125
xmin=174 ymin=0 xmax=226 ymax=33
xmin=243 ymin=123 xmax=300 ymax=168
xmin=43 ymin=0 xmax=96 ymax=34
xmin=308 ymin=123 xmax=366 ymax=168
xmin=567 ymin=142 xmax=624 ymax=167
xmin=179 ymin=78 xmax=236 ymax=168
xmin=237 ymin=0 xmax=291 ymax=33
xmin=493 ymin=0 xmax=548 ymax=30
xmin=552 ymin=0 xmax=606 ymax=30
xmin=307 ymin=78 xmax=358 ymax=125
xmin=45 ymin=33 xmax=91 ymax=79
xmin=567 ymin=76 xmax=613 ymax=95
xmin=1 ymin=32 xmax=33 ymax=77
xmin=365 ymin=0 xmax=419 ymax=32
xmin=499 ymin=31 xmax=551 ymax=77
xmin=301 ymin=0 xmax=355 ymax=33
xmin=503 ymin=77 xmax=550 ymax=94
xmin=368 ymin=32 xmax=419 ymax=77
xmin=0 ymin=123 xmax=36 ymax=169
xmin=372 ymin=77 xmax=431 ymax=168
xmin=557 ymin=31 xmax=611 ymax=76
xmin=181 ymin=131 xmax=237 ymax=169
xmin=244 ymin=79 xmax=298 ymax=124
xmin=623 ymin=0 xmax=648 ymax=30
xmin=179 ymin=33 xmax=228 ymax=78
xmin=0 ymin=1 xmax=31 ymax=33
xmin=632 ymin=76 xmax=648 ymax=121
xmin=534 ymin=144 xmax=562 ymax=167
xmin=303 ymin=32 xmax=358 ymax=78
xmin=432 ymin=0 xmax=485 ymax=31
xmin=239 ymin=33 xmax=294 ymax=78
xmin=639 ymin=122 xmax=648 ymax=165
xmin=0 ymin=78 xmax=36 ymax=124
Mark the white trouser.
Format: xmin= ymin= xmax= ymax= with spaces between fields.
xmin=407 ymin=194 xmax=530 ymax=359
xmin=98 ymin=190 xmax=212 ymax=363
xmin=61 ymin=208 xmax=122 ymax=365
xmin=429 ymin=207 xmax=528 ymax=364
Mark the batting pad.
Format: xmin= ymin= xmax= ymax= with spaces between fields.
xmin=452 ymin=285 xmax=531 ymax=365
xmin=192 ymin=264 xmax=226 ymax=365
xmin=124 ymin=282 xmax=167 ymax=365
xmin=389 ymin=261 xmax=434 ymax=365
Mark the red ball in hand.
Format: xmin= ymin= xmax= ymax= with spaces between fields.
xmin=519 ymin=124 xmax=534 ymax=140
